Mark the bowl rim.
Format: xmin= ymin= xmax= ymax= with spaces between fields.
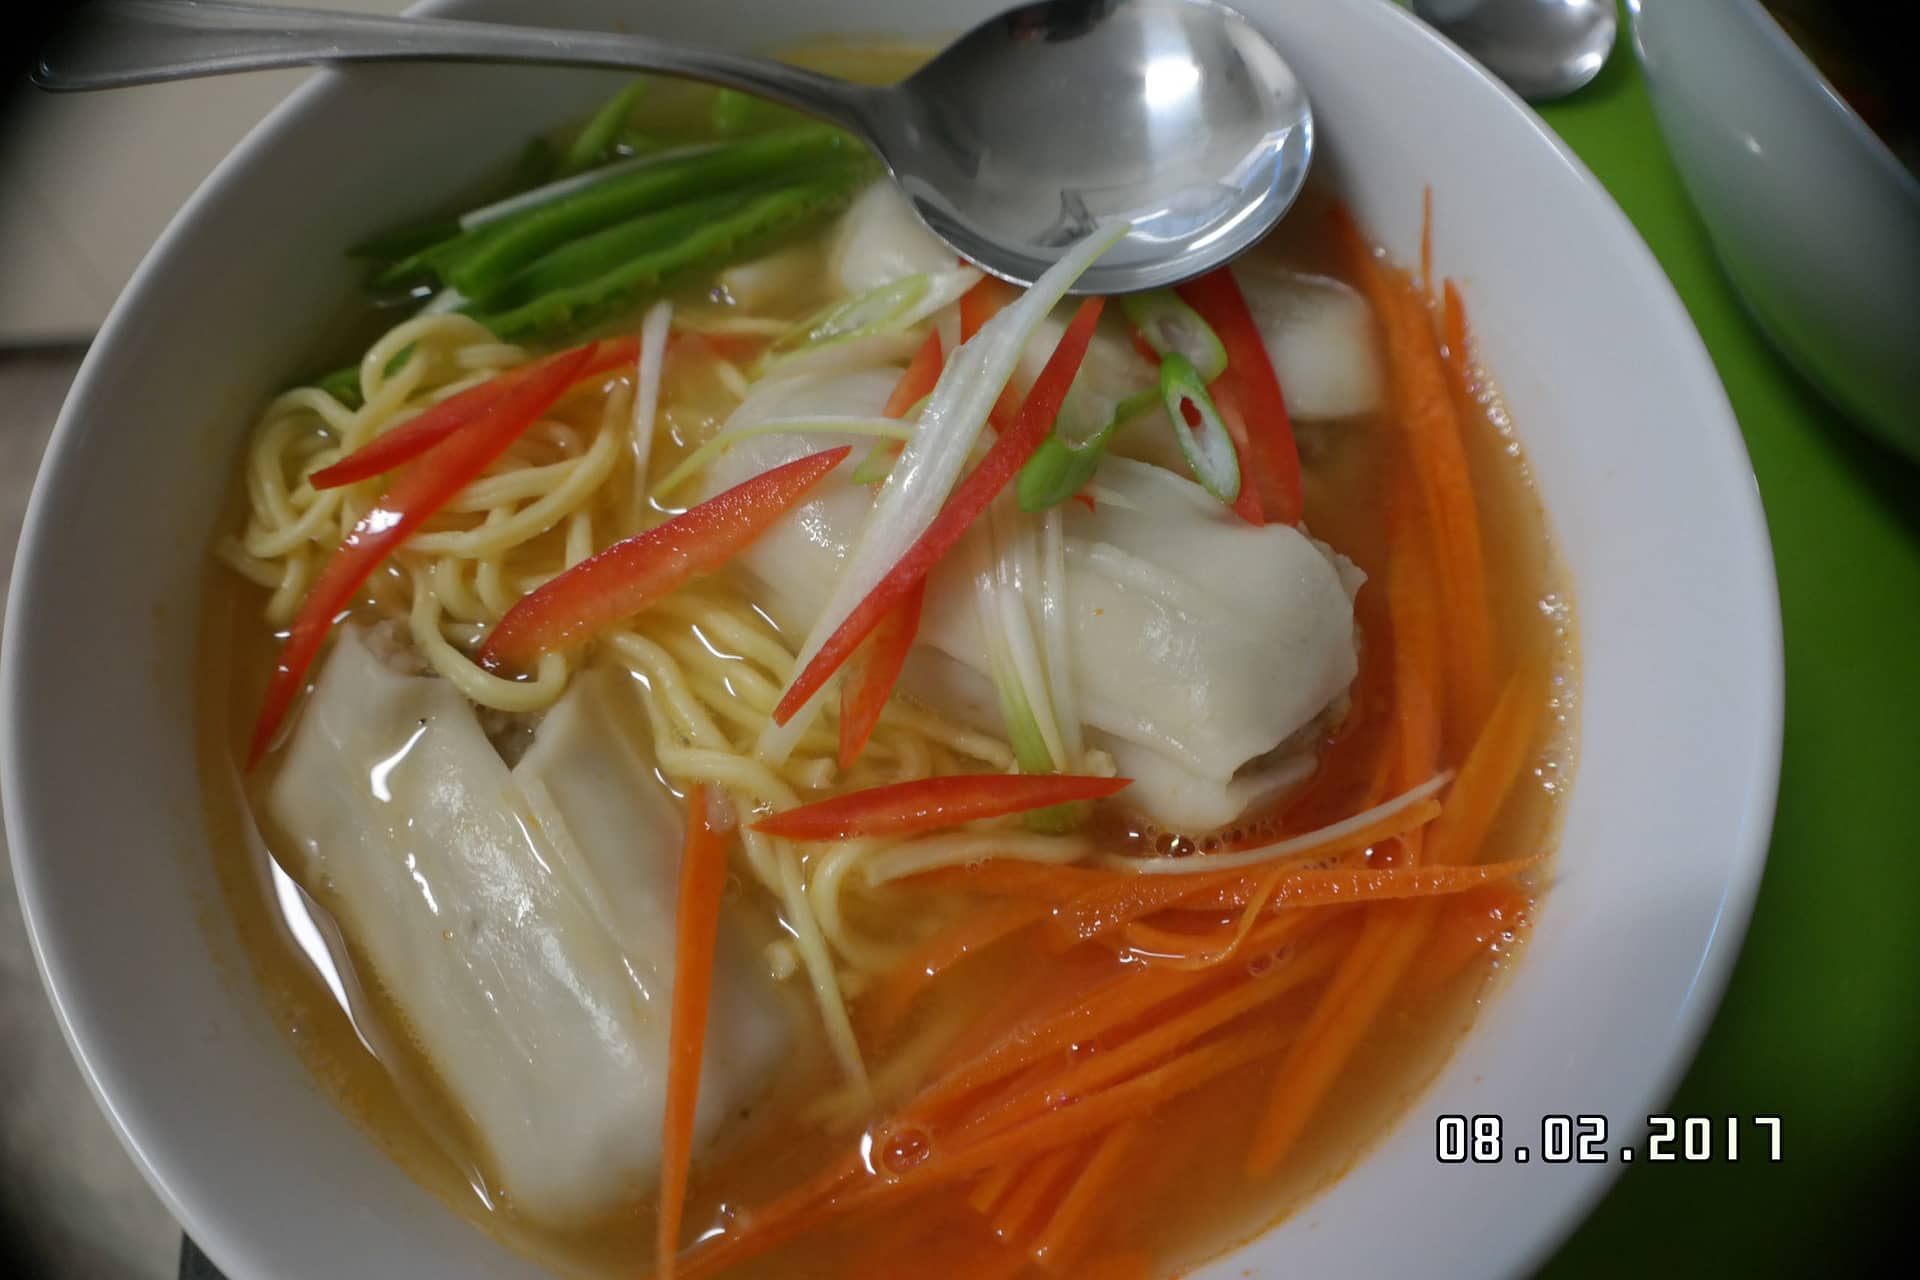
xmin=2 ymin=2 xmax=1784 ymax=1277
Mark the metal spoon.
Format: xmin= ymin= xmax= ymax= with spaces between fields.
xmin=32 ymin=0 xmax=1313 ymax=295
xmin=1413 ymin=0 xmax=1617 ymax=102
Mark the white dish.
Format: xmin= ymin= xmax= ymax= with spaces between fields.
xmin=1 ymin=1 xmax=1782 ymax=1277
xmin=1629 ymin=0 xmax=1920 ymax=459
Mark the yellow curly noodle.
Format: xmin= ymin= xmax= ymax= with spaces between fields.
xmin=217 ymin=305 xmax=1054 ymax=1102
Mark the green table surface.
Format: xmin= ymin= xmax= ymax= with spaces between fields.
xmin=1510 ymin=20 xmax=1920 ymax=1279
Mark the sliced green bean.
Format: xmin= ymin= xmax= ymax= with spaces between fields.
xmin=371 ymin=125 xmax=853 ymax=292
xmin=313 ymin=364 xmax=364 ymax=408
xmin=304 ymin=342 xmax=416 ymax=411
xmin=562 ymin=79 xmax=649 ymax=175
xmin=468 ymin=167 xmax=865 ymax=340
xmin=348 ymin=217 xmax=462 ymax=262
xmin=712 ymin=88 xmax=767 ymax=134
xmin=449 ymin=125 xmax=860 ymax=301
xmin=616 ymin=129 xmax=674 ymax=156
xmin=485 ymin=189 xmax=762 ymax=307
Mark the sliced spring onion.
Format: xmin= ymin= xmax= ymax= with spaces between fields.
xmin=892 ymin=266 xmax=984 ymax=331
xmin=561 ymin=79 xmax=649 ymax=176
xmin=848 ymin=445 xmax=899 ymax=487
xmin=1158 ymin=351 xmax=1241 ymax=504
xmin=753 ymin=222 xmax=1129 ymax=766
xmin=758 ymin=267 xmax=979 ymax=374
xmin=1015 ymin=387 xmax=1157 ymax=512
xmin=1038 ymin=506 xmax=1082 ymax=765
xmin=767 ymin=274 xmax=930 ymax=357
xmin=982 ymin=498 xmax=1068 ymax=771
xmin=1121 ymin=289 xmax=1228 ymax=382
xmin=751 ymin=330 xmax=927 ymax=388
xmin=845 ymin=387 xmax=934 ymax=487
xmin=651 ymin=416 xmax=912 ymax=499
xmin=627 ymin=300 xmax=674 ymax=514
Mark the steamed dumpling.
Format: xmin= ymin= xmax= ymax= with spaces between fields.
xmin=703 ymin=378 xmax=1361 ymax=832
xmin=828 ymin=181 xmax=955 ymax=296
xmin=1231 ymin=265 xmax=1384 ymax=420
xmin=266 ymin=632 xmax=789 ymax=1222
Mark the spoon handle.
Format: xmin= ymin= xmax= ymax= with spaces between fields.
xmin=33 ymin=0 xmax=876 ymax=134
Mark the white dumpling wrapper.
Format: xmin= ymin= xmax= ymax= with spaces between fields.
xmin=828 ymin=180 xmax=956 ymax=296
xmin=265 ymin=632 xmax=789 ymax=1223
xmin=704 ymin=376 xmax=1360 ymax=832
xmin=1231 ymin=265 xmax=1385 ymax=420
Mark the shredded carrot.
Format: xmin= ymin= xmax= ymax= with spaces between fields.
xmin=1420 ymin=184 xmax=1434 ymax=303
xmin=908 ymin=859 xmax=1120 ymax=901
xmin=910 ymin=965 xmax=1187 ymax=1119
xmin=1032 ymin=1124 xmax=1141 ymax=1270
xmin=917 ymin=908 xmax=1352 ymax=1132
xmin=925 ymin=1024 xmax=1291 ymax=1191
xmin=963 ymin=951 xmax=1328 ymax=1140
xmin=1380 ymin=469 xmax=1444 ymax=800
xmin=755 ymin=773 xmax=1129 ymax=842
xmin=1245 ymin=899 xmax=1432 ymax=1174
xmin=1243 ymin=666 xmax=1545 ymax=1174
xmin=1049 ymin=795 xmax=1443 ymax=942
xmin=1442 ymin=277 xmax=1470 ymax=369
xmin=1117 ymin=864 xmax=1288 ymax=968
xmin=1404 ymin=884 xmax=1529 ymax=998
xmin=657 ymin=784 xmax=729 ymax=1280
xmin=1242 ymin=205 xmax=1483 ymax=1169
xmin=860 ymin=900 xmax=1048 ymax=1042
xmin=681 ymin=1026 xmax=1284 ymax=1279
xmin=1119 ymin=900 xmax=1323 ymax=966
xmin=1075 ymin=1250 xmax=1155 ymax=1280
xmin=926 ymin=947 xmax=1127 ymax=1087
xmin=968 ymin=1161 xmax=1023 ymax=1216
xmin=990 ymin=1144 xmax=1083 ymax=1243
xmin=1424 ymin=658 xmax=1547 ymax=867
xmin=1334 ymin=201 xmax=1494 ymax=749
xmin=853 ymin=1213 xmax=1031 ymax=1280
xmin=837 ymin=577 xmax=926 ymax=769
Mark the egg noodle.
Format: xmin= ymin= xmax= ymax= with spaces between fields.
xmin=215 ymin=307 xmax=1042 ymax=1096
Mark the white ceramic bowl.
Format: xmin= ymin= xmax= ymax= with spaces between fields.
xmin=1629 ymin=0 xmax=1920 ymax=460
xmin=2 ymin=2 xmax=1782 ymax=1277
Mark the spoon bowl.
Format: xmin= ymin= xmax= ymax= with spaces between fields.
xmin=35 ymin=0 xmax=1313 ymax=293
xmin=878 ymin=0 xmax=1313 ymax=292
xmin=1413 ymin=0 xmax=1617 ymax=102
